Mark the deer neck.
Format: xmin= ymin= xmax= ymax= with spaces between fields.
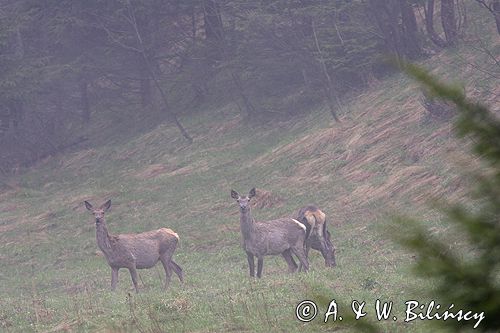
xmin=95 ymin=218 xmax=112 ymax=252
xmin=240 ymin=208 xmax=256 ymax=241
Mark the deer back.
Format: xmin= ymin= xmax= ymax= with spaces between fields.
xmin=105 ymin=228 xmax=178 ymax=269
xmin=248 ymin=218 xmax=306 ymax=255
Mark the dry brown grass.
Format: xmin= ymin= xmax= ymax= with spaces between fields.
xmin=351 ymin=166 xmax=443 ymax=205
xmin=249 ymin=127 xmax=338 ymax=168
xmin=250 ymin=188 xmax=285 ymax=210
xmin=134 ymin=164 xmax=171 ymax=179
xmin=242 ymin=80 xmax=477 ymax=214
xmin=168 ymin=161 xmax=210 ymax=176
xmin=0 ymin=221 xmax=20 ymax=234
xmin=133 ymin=160 xmax=210 ymax=180
xmin=114 ymin=147 xmax=141 ymax=161
xmin=33 ymin=211 xmax=57 ymax=222
xmin=41 ymin=319 xmax=80 ymax=333
xmin=212 ymin=116 xmax=242 ymax=136
xmin=289 ymin=156 xmax=332 ymax=187
xmin=60 ymin=149 xmax=97 ymax=170
xmin=0 ymin=202 xmax=23 ymax=213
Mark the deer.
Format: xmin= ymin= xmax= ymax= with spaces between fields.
xmin=231 ymin=188 xmax=309 ymax=278
xmin=84 ymin=200 xmax=183 ymax=293
xmin=296 ymin=205 xmax=336 ymax=270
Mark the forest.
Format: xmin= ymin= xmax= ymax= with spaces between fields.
xmin=1 ymin=0 xmax=498 ymax=171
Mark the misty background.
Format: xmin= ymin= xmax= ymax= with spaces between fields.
xmin=1 ymin=0 xmax=497 ymax=176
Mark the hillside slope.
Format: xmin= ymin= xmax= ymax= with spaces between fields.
xmin=0 ymin=41 xmax=498 ymax=332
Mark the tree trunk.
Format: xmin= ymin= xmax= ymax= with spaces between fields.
xmin=0 ymin=113 xmax=9 ymax=137
xmin=424 ymin=0 xmax=447 ymax=47
xmin=231 ymin=72 xmax=256 ymax=116
xmin=14 ymin=26 xmax=24 ymax=58
xmin=456 ymin=0 xmax=467 ymax=34
xmin=473 ymin=0 xmax=500 ymax=35
xmin=368 ymin=0 xmax=403 ymax=60
xmin=9 ymin=99 xmax=23 ymax=129
xmin=191 ymin=5 xmax=197 ymax=41
xmin=400 ymin=0 xmax=421 ymax=57
xmin=203 ymin=0 xmax=223 ymax=62
xmin=140 ymin=77 xmax=152 ymax=108
xmin=494 ymin=0 xmax=500 ymax=35
xmin=383 ymin=3 xmax=404 ymax=57
xmin=441 ymin=0 xmax=458 ymax=45
xmin=126 ymin=1 xmax=193 ymax=143
xmin=312 ymin=19 xmax=340 ymax=122
xmin=149 ymin=65 xmax=193 ymax=143
xmin=80 ymin=77 xmax=90 ymax=123
xmin=203 ymin=0 xmax=223 ymax=42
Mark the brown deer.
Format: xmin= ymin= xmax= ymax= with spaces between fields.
xmin=297 ymin=205 xmax=336 ymax=269
xmin=84 ymin=200 xmax=183 ymax=293
xmin=231 ymin=188 xmax=309 ymax=278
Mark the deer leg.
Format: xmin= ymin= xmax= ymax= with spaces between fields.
xmin=291 ymin=246 xmax=309 ymax=272
xmin=111 ymin=267 xmax=119 ymax=291
xmin=319 ymin=241 xmax=330 ymax=267
xmin=246 ymin=252 xmax=255 ymax=277
xmin=330 ymin=246 xmax=337 ymax=267
xmin=282 ymin=249 xmax=298 ymax=273
xmin=257 ymin=256 xmax=264 ymax=278
xmin=169 ymin=260 xmax=183 ymax=282
xmin=299 ymin=245 xmax=311 ymax=272
xmin=128 ymin=266 xmax=139 ymax=293
xmin=160 ymin=256 xmax=172 ymax=290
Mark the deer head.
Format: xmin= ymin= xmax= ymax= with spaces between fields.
xmin=84 ymin=200 xmax=111 ymax=223
xmin=231 ymin=188 xmax=256 ymax=212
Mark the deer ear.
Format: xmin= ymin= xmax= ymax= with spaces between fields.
xmin=84 ymin=201 xmax=93 ymax=211
xmin=231 ymin=190 xmax=239 ymax=199
xmin=248 ymin=188 xmax=256 ymax=198
xmin=101 ymin=199 xmax=112 ymax=211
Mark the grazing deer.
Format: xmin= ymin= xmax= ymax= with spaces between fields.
xmin=297 ymin=205 xmax=336 ymax=269
xmin=231 ymin=188 xmax=309 ymax=278
xmin=84 ymin=200 xmax=183 ymax=293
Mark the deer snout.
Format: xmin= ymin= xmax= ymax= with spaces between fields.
xmin=94 ymin=214 xmax=105 ymax=222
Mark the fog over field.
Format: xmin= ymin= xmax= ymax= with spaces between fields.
xmin=0 ymin=1 xmax=499 ymax=332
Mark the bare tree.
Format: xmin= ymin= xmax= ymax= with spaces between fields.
xmin=474 ymin=0 xmax=500 ymax=35
xmin=441 ymin=0 xmax=458 ymax=45
xmin=202 ymin=0 xmax=258 ymax=116
xmin=400 ymin=0 xmax=422 ymax=57
xmin=423 ymin=0 xmax=448 ymax=47
xmin=125 ymin=1 xmax=193 ymax=143
xmin=312 ymin=19 xmax=340 ymax=122
xmin=80 ymin=75 xmax=91 ymax=123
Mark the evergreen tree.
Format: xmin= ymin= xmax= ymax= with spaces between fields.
xmin=394 ymin=64 xmax=500 ymax=331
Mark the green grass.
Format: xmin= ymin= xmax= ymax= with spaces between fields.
xmin=1 ymin=24 xmax=499 ymax=332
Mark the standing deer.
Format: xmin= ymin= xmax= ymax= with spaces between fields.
xmin=231 ymin=188 xmax=309 ymax=278
xmin=297 ymin=205 xmax=336 ymax=269
xmin=84 ymin=200 xmax=183 ymax=293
